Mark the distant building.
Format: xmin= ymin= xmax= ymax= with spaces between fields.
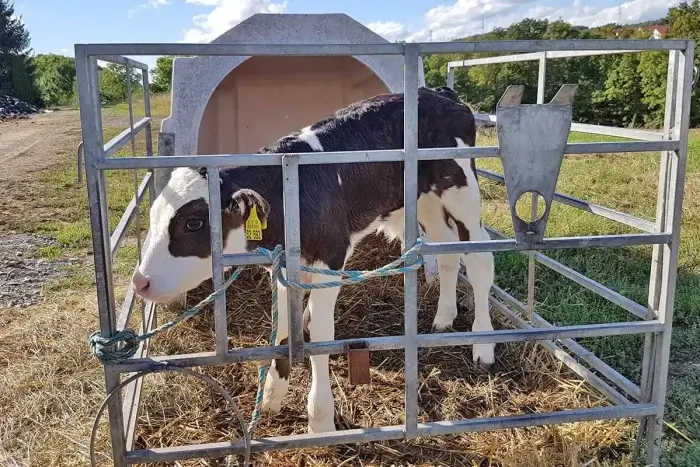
xmin=613 ymin=24 xmax=669 ymax=39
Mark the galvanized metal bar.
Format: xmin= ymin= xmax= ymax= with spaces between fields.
xmin=282 ymin=154 xmax=304 ymax=365
xmin=123 ymin=300 xmax=156 ymax=451
xmin=206 ymin=166 xmax=228 ymax=355
xmin=94 ymin=140 xmax=678 ymax=171
xmin=80 ymin=40 xmax=687 ymax=59
xmin=490 ymin=283 xmax=643 ymax=401
xmin=96 ymin=54 xmax=149 ymax=70
xmin=646 ymin=41 xmax=694 ymax=467
xmin=222 ymin=252 xmax=274 ymax=267
xmin=104 ymin=117 xmax=152 ymax=157
xmin=141 ymin=68 xmax=155 ymax=206
xmin=446 ymin=65 xmax=455 ymax=89
xmin=110 ymin=172 xmax=152 ymax=259
xmin=526 ymin=52 xmax=547 ymax=319
xmin=447 ymin=49 xmax=640 ymax=69
xmin=490 ymin=296 xmax=631 ymax=405
xmin=125 ymin=65 xmax=143 ymax=267
xmin=85 ymin=43 xmax=404 ymax=56
xmin=403 ymin=42 xmax=420 ymax=438
xmin=637 ymin=49 xmax=679 ymax=457
xmin=418 ymin=40 xmax=687 ymax=54
xmin=112 ymin=320 xmax=662 ymax=373
xmin=534 ymin=251 xmax=649 ymax=319
xmin=477 ymin=169 xmax=656 ymax=232
xmin=487 ymin=227 xmax=651 ymax=319
xmin=418 ymin=146 xmax=499 ymax=160
xmin=75 ymin=44 xmax=127 ymax=467
xmin=77 ymin=141 xmax=84 ymax=184
xmin=421 ymin=233 xmax=669 ymax=255
xmin=125 ymin=404 xmax=656 ymax=463
xmin=570 ymin=123 xmax=664 ymax=141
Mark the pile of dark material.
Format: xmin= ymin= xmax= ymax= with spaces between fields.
xmin=0 ymin=94 xmax=41 ymax=120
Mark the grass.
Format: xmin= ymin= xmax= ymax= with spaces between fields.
xmin=1 ymin=93 xmax=699 ymax=466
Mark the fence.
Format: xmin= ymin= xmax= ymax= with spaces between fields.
xmin=75 ymin=39 xmax=694 ymax=467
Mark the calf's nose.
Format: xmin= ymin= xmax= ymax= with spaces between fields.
xmin=132 ymin=270 xmax=151 ymax=294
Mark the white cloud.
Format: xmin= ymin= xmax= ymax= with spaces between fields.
xmin=182 ymin=0 xmax=288 ymax=43
xmin=366 ymin=21 xmax=407 ymax=42
xmin=128 ymin=0 xmax=171 ymax=19
xmin=365 ymin=0 xmax=679 ymax=44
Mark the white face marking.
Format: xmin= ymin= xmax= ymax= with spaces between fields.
xmin=135 ymin=167 xmax=247 ymax=302
xmin=337 ymin=173 xmax=342 ymax=186
xmin=298 ymin=126 xmax=324 ymax=151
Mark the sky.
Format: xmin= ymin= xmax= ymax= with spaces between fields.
xmin=12 ymin=0 xmax=683 ymax=69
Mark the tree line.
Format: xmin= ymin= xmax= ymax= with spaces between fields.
xmin=422 ymin=0 xmax=700 ymax=128
xmin=1 ymin=0 xmax=698 ymax=127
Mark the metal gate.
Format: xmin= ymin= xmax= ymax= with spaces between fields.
xmin=75 ymin=38 xmax=694 ymax=466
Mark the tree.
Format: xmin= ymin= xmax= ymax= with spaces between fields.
xmin=150 ymin=56 xmax=173 ymax=93
xmin=33 ymin=53 xmax=76 ymax=107
xmin=100 ymin=63 xmax=142 ymax=103
xmin=0 ymin=0 xmax=31 ymax=94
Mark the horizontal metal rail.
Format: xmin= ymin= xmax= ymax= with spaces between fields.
xmin=110 ymin=172 xmax=152 ymax=259
xmin=421 ymin=233 xmax=669 ymax=255
xmin=96 ymin=55 xmax=149 ymax=70
xmin=222 ymin=252 xmax=274 ymax=267
xmin=448 ymin=49 xmax=642 ymax=68
xmin=490 ymin=294 xmax=632 ymax=405
xmin=484 ymin=226 xmax=650 ymax=320
xmin=95 ymin=140 xmax=678 ymax=170
xmin=490 ymin=284 xmax=643 ymax=401
xmin=474 ymin=113 xmax=665 ymax=141
xmin=104 ymin=117 xmax=152 ymax=158
xmin=111 ymin=320 xmax=662 ymax=373
xmin=476 ymin=169 xmax=656 ymax=233
xmin=124 ymin=404 xmax=656 ymax=463
xmin=570 ymin=122 xmax=664 ymax=141
xmin=79 ymin=40 xmax=690 ymax=58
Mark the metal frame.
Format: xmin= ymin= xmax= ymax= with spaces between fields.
xmin=74 ymin=39 xmax=694 ymax=467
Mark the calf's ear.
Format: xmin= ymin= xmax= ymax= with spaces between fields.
xmin=226 ymin=189 xmax=270 ymax=225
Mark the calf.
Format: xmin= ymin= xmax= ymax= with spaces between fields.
xmin=132 ymin=86 xmax=495 ymax=434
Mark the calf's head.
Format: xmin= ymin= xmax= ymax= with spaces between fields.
xmin=132 ymin=167 xmax=269 ymax=303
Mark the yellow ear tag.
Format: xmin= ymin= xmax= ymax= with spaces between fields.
xmin=245 ymin=205 xmax=265 ymax=241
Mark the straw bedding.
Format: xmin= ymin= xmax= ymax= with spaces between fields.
xmin=122 ymin=234 xmax=634 ymax=467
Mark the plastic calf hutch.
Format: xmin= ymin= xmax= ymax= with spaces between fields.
xmin=75 ymin=25 xmax=694 ymax=467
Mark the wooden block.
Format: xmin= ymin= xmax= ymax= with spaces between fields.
xmin=347 ymin=342 xmax=370 ymax=385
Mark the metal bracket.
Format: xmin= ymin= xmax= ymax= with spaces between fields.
xmin=496 ymin=84 xmax=578 ymax=244
xmin=347 ymin=342 xmax=371 ymax=385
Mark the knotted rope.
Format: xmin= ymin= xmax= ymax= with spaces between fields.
xmin=87 ymin=239 xmax=423 ymax=459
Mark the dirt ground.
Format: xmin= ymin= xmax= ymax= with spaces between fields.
xmin=0 ymin=110 xmax=128 ymax=310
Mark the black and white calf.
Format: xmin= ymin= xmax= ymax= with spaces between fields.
xmin=132 ymin=86 xmax=495 ymax=434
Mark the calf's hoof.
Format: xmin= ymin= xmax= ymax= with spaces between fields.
xmin=308 ymin=416 xmax=336 ymax=434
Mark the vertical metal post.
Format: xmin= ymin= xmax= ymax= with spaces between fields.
xmin=126 ymin=66 xmax=142 ymax=264
xmin=646 ymin=40 xmax=694 ymax=467
xmin=75 ymin=46 xmax=127 ymax=467
xmin=206 ymin=166 xmax=228 ymax=354
xmin=155 ymin=132 xmax=175 ymax=197
xmin=446 ymin=65 xmax=455 ymax=89
xmin=525 ymin=52 xmax=548 ymax=319
xmin=282 ymin=154 xmax=304 ymax=365
xmin=403 ymin=43 xmax=420 ymax=438
xmin=636 ymin=49 xmax=678 ymax=459
xmin=141 ymin=68 xmax=155 ymax=206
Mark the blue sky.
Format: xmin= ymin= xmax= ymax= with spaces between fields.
xmin=13 ymin=0 xmax=681 ymax=69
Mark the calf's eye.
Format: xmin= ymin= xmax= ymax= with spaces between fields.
xmin=186 ymin=219 xmax=204 ymax=232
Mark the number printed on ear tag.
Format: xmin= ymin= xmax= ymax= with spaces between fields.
xmin=245 ymin=205 xmax=264 ymax=241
